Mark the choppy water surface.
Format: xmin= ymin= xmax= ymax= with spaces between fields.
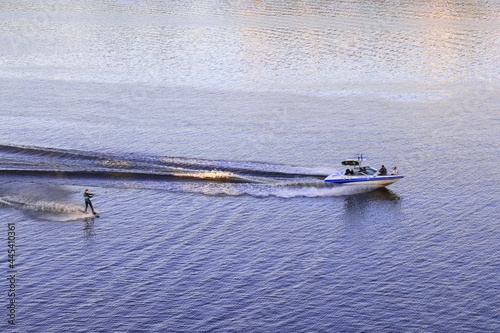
xmin=0 ymin=1 xmax=499 ymax=332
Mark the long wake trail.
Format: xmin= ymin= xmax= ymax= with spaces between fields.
xmin=0 ymin=144 xmax=377 ymax=198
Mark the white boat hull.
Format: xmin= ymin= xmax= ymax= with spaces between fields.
xmin=324 ymin=174 xmax=404 ymax=187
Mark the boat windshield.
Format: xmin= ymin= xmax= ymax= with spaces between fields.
xmin=360 ymin=166 xmax=377 ymax=175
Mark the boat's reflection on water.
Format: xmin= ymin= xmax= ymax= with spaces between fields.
xmin=350 ymin=187 xmax=402 ymax=202
xmin=341 ymin=187 xmax=403 ymax=223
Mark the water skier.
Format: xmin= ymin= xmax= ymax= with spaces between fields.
xmin=83 ymin=189 xmax=97 ymax=215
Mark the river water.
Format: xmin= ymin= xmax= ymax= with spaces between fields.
xmin=0 ymin=1 xmax=499 ymax=332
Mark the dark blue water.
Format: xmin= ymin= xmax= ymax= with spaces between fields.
xmin=1 ymin=0 xmax=499 ymax=332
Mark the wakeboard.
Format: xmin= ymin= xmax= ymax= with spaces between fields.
xmin=80 ymin=211 xmax=100 ymax=218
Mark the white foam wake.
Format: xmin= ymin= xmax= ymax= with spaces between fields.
xmin=0 ymin=196 xmax=82 ymax=214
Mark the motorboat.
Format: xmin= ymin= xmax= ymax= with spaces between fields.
xmin=324 ymin=155 xmax=404 ymax=187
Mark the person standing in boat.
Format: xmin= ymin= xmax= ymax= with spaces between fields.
xmin=83 ymin=189 xmax=97 ymax=215
xmin=379 ymin=165 xmax=387 ymax=175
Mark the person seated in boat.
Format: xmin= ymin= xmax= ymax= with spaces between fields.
xmin=378 ymin=165 xmax=387 ymax=176
xmin=359 ymin=167 xmax=366 ymax=174
xmin=345 ymin=168 xmax=353 ymax=176
xmin=391 ymin=166 xmax=398 ymax=175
